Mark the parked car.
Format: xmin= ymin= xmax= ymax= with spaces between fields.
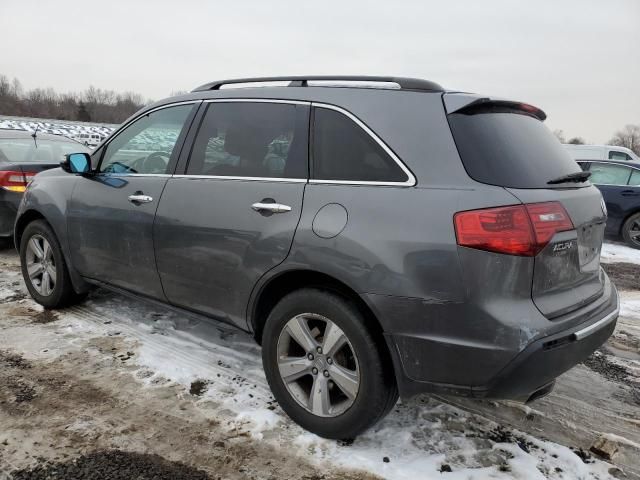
xmin=14 ymin=76 xmax=619 ymax=439
xmin=0 ymin=129 xmax=89 ymax=239
xmin=577 ymin=159 xmax=640 ymax=248
xmin=564 ymin=144 xmax=639 ymax=162
xmin=76 ymin=132 xmax=102 ymax=148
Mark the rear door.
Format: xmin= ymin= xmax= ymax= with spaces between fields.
xmin=446 ymin=97 xmax=607 ymax=319
xmin=587 ymin=162 xmax=640 ymax=234
xmin=67 ymin=102 xmax=198 ymax=300
xmin=154 ymin=100 xmax=309 ymax=328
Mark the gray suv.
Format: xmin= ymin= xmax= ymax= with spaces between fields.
xmin=14 ymin=76 xmax=619 ymax=439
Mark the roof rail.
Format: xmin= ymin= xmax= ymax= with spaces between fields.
xmin=191 ymin=76 xmax=444 ymax=93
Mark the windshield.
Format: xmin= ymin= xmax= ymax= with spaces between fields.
xmin=448 ymin=109 xmax=585 ymax=188
xmin=0 ymin=138 xmax=89 ymax=164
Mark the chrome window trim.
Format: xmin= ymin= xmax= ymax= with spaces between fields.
xmin=310 ymin=102 xmax=417 ymax=187
xmin=579 ymin=160 xmax=640 ymax=186
xmin=204 ymin=98 xmax=311 ymax=106
xmin=97 ymin=173 xmax=173 ymax=178
xmin=97 ymin=100 xmax=202 ymax=152
xmin=172 ymin=174 xmax=307 ymax=183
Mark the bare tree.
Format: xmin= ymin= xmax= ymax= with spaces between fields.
xmin=567 ymin=137 xmax=585 ymax=145
xmin=553 ymin=129 xmax=566 ymax=143
xmin=0 ymin=73 xmax=148 ymax=123
xmin=609 ymin=125 xmax=640 ymax=155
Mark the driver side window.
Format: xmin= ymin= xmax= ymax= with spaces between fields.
xmin=99 ymin=104 xmax=193 ymax=174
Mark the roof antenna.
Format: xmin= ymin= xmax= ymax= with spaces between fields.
xmin=31 ymin=124 xmax=39 ymax=147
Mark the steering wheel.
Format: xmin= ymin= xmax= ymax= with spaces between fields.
xmin=142 ymin=151 xmax=170 ymax=174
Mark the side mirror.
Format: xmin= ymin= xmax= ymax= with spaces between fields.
xmin=61 ymin=153 xmax=91 ymax=174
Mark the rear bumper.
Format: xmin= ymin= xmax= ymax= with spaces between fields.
xmin=368 ymin=278 xmax=619 ymax=402
xmin=0 ymin=189 xmax=22 ymax=237
xmin=473 ymin=292 xmax=618 ymax=401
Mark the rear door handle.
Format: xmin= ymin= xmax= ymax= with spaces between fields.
xmin=128 ymin=194 xmax=153 ymax=204
xmin=621 ymin=190 xmax=640 ymax=197
xmin=251 ymin=202 xmax=292 ymax=213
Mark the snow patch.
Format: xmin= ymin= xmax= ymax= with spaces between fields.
xmin=601 ymin=242 xmax=640 ymax=264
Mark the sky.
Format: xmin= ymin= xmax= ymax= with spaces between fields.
xmin=1 ymin=0 xmax=638 ymax=142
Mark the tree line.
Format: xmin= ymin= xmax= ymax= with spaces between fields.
xmin=0 ymin=74 xmax=148 ymax=124
xmin=1 ymin=73 xmax=638 ymax=154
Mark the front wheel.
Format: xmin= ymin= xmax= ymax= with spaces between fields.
xmin=622 ymin=212 xmax=640 ymax=249
xmin=261 ymin=288 xmax=398 ymax=439
xmin=19 ymin=220 xmax=86 ymax=308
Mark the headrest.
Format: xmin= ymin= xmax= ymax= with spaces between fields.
xmin=224 ymin=125 xmax=271 ymax=161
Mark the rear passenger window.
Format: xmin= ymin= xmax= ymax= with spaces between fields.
xmin=608 ymin=151 xmax=632 ymax=161
xmin=187 ymin=102 xmax=307 ymax=179
xmin=312 ymin=107 xmax=409 ymax=183
xmin=589 ymin=164 xmax=632 ymax=185
xmin=629 ymin=169 xmax=640 ymax=186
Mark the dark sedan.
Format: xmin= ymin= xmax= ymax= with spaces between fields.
xmin=578 ymin=159 xmax=640 ymax=248
xmin=0 ymin=129 xmax=90 ymax=239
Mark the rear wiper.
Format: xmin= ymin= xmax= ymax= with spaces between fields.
xmin=547 ymin=171 xmax=591 ymax=185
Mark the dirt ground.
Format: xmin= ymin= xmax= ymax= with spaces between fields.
xmin=1 ymin=246 xmax=639 ymax=479
xmin=0 ymin=342 xmax=380 ymax=480
xmin=0 ymin=249 xmax=378 ymax=480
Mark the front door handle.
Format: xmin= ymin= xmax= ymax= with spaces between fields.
xmin=251 ymin=202 xmax=292 ymax=214
xmin=621 ymin=190 xmax=640 ymax=197
xmin=128 ymin=194 xmax=153 ymax=204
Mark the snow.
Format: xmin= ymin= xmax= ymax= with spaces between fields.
xmin=57 ymin=292 xmax=618 ymax=480
xmin=3 ymin=244 xmax=638 ymax=478
xmin=0 ymin=115 xmax=117 ymax=144
xmin=601 ymin=242 xmax=640 ymax=264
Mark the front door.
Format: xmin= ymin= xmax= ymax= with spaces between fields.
xmin=154 ymin=100 xmax=309 ymax=327
xmin=67 ymin=103 xmax=197 ymax=299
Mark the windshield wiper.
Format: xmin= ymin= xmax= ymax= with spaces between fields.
xmin=547 ymin=171 xmax=591 ymax=185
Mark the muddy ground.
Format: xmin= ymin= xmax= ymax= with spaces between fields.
xmin=1 ymin=246 xmax=639 ymax=479
xmin=0 ymin=334 xmax=375 ymax=480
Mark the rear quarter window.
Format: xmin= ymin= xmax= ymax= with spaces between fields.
xmin=312 ymin=107 xmax=409 ymax=183
xmin=448 ymin=109 xmax=583 ymax=188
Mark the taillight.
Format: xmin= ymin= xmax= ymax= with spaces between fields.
xmin=0 ymin=170 xmax=29 ymax=193
xmin=454 ymin=202 xmax=573 ymax=256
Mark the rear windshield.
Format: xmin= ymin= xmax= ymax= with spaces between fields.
xmin=448 ymin=108 xmax=584 ymax=188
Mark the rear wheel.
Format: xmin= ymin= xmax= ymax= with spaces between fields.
xmin=261 ymin=288 xmax=398 ymax=439
xmin=19 ymin=220 xmax=86 ymax=308
xmin=622 ymin=212 xmax=640 ymax=249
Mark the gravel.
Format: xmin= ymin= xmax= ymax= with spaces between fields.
xmin=10 ymin=450 xmax=212 ymax=480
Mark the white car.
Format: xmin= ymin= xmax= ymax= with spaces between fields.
xmin=76 ymin=133 xmax=102 ymax=148
xmin=564 ymin=144 xmax=639 ymax=162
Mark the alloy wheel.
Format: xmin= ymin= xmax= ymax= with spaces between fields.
xmin=627 ymin=218 xmax=640 ymax=247
xmin=25 ymin=234 xmax=56 ymax=296
xmin=277 ymin=313 xmax=360 ymax=417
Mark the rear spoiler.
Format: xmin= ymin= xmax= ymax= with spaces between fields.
xmin=443 ymin=93 xmax=546 ymax=121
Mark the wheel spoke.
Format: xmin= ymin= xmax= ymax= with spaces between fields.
xmin=286 ymin=317 xmax=318 ymax=352
xmin=278 ymin=356 xmax=311 ymax=383
xmin=630 ymin=230 xmax=640 ymax=239
xmin=41 ymin=271 xmax=51 ymax=296
xmin=328 ymin=364 xmax=359 ymax=400
xmin=27 ymin=262 xmax=44 ymax=279
xmin=46 ymin=263 xmax=57 ymax=280
xmin=322 ymin=322 xmax=347 ymax=356
xmin=29 ymin=237 xmax=44 ymax=259
xmin=42 ymin=240 xmax=52 ymax=261
xmin=309 ymin=375 xmax=330 ymax=416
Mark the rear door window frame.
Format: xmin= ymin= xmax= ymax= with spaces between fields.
xmin=178 ymin=98 xmax=310 ymax=183
xmin=309 ymin=103 xmax=416 ymax=187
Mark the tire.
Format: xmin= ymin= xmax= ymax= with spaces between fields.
xmin=261 ymin=288 xmax=398 ymax=439
xmin=622 ymin=212 xmax=640 ymax=249
xmin=19 ymin=220 xmax=86 ymax=308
